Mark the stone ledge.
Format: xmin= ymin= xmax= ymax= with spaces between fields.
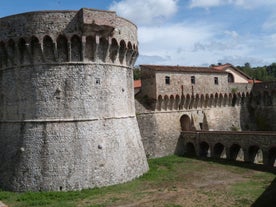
xmin=0 ymin=115 xmax=136 ymax=123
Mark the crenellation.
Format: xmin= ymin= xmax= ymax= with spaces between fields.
xmin=1 ymin=7 xmax=275 ymax=193
xmin=0 ymin=8 xmax=148 ymax=192
xmin=0 ymin=35 xmax=138 ymax=68
xmin=0 ymin=9 xmax=139 ymax=69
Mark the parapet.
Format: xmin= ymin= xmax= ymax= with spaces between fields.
xmin=0 ymin=8 xmax=138 ymax=68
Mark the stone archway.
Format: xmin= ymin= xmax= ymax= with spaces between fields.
xmin=228 ymin=73 xmax=234 ymax=83
xmin=230 ymin=144 xmax=244 ymax=161
xmin=180 ymin=115 xmax=191 ymax=131
xmin=199 ymin=141 xmax=210 ymax=158
xmin=214 ymin=143 xmax=225 ymax=159
xmin=248 ymin=145 xmax=263 ymax=164
xmin=268 ymin=147 xmax=276 ymax=167
xmin=185 ymin=142 xmax=196 ymax=156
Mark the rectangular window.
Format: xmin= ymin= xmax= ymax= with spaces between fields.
xmin=191 ymin=76 xmax=195 ymax=84
xmin=199 ymin=122 xmax=203 ymax=130
xmin=95 ymin=78 xmax=101 ymax=85
xmin=165 ymin=76 xmax=170 ymax=85
xmin=214 ymin=77 xmax=218 ymax=85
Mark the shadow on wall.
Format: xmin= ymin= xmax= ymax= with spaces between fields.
xmin=242 ymin=83 xmax=276 ymax=131
xmin=174 ymin=135 xmax=185 ymax=156
xmin=174 ymin=133 xmax=276 ymax=207
xmin=252 ymin=178 xmax=276 ymax=207
xmin=135 ymin=93 xmax=156 ymax=111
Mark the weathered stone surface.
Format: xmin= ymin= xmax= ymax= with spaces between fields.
xmin=0 ymin=8 xmax=148 ymax=192
xmin=136 ymin=65 xmax=276 ymax=159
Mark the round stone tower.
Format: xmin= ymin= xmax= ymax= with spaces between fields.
xmin=0 ymin=8 xmax=148 ymax=192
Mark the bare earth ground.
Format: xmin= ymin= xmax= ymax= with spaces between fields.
xmin=1 ymin=157 xmax=275 ymax=207
xmin=107 ymin=171 xmax=247 ymax=207
xmin=76 ymin=158 xmax=275 ymax=207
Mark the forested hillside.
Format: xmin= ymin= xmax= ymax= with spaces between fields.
xmin=237 ymin=62 xmax=276 ymax=81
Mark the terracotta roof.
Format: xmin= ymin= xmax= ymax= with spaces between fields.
xmin=248 ymin=79 xmax=262 ymax=83
xmin=134 ymin=80 xmax=141 ymax=88
xmin=211 ymin=63 xmax=232 ymax=71
xmin=212 ymin=63 xmax=252 ymax=80
xmin=140 ymin=65 xmax=227 ymax=74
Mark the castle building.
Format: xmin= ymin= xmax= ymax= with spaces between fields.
xmin=0 ymin=8 xmax=148 ymax=192
xmin=0 ymin=8 xmax=275 ymax=192
xmin=135 ymin=64 xmax=257 ymax=158
xmin=211 ymin=63 xmax=253 ymax=83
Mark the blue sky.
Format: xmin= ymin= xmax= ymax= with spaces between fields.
xmin=1 ymin=0 xmax=275 ymax=67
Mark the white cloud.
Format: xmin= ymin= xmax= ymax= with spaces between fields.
xmin=108 ymin=0 xmax=276 ymax=66
xmin=189 ymin=0 xmax=276 ymax=9
xmin=189 ymin=0 xmax=223 ymax=8
xmin=136 ymin=23 xmax=222 ymax=65
xmin=109 ymin=0 xmax=178 ymax=25
xmin=224 ymin=30 xmax=239 ymax=39
xmin=135 ymin=21 xmax=276 ymax=66
xmin=138 ymin=23 xmax=215 ymax=54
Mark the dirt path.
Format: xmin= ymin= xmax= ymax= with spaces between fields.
xmin=113 ymin=169 xmax=248 ymax=207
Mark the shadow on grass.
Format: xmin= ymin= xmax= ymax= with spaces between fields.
xmin=251 ymin=177 xmax=276 ymax=207
xmin=183 ymin=155 xmax=276 ymax=207
xmin=184 ymin=155 xmax=276 ymax=174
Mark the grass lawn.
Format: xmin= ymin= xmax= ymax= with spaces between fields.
xmin=0 ymin=155 xmax=275 ymax=207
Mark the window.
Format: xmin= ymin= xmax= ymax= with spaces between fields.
xmin=214 ymin=77 xmax=218 ymax=85
xmin=165 ymin=76 xmax=170 ymax=85
xmin=191 ymin=76 xmax=195 ymax=84
xmin=95 ymin=78 xmax=101 ymax=85
xmin=228 ymin=73 xmax=234 ymax=83
xmin=199 ymin=123 xmax=203 ymax=130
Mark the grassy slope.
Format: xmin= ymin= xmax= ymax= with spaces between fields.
xmin=0 ymin=156 xmax=275 ymax=207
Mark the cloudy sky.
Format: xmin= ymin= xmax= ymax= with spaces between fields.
xmin=1 ymin=0 xmax=275 ymax=66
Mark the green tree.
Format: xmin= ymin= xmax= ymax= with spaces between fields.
xmin=237 ymin=62 xmax=276 ymax=81
xmin=133 ymin=67 xmax=141 ymax=80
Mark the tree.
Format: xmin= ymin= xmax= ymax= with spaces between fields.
xmin=133 ymin=67 xmax=141 ymax=80
xmin=244 ymin=62 xmax=251 ymax=69
xmin=238 ymin=62 xmax=276 ymax=81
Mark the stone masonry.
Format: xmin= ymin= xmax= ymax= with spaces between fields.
xmin=0 ymin=8 xmax=149 ymax=192
xmin=136 ymin=65 xmax=276 ymax=158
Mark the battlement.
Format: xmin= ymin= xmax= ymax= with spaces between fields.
xmin=153 ymin=91 xmax=251 ymax=111
xmin=0 ymin=9 xmax=148 ymax=192
xmin=0 ymin=8 xmax=138 ymax=69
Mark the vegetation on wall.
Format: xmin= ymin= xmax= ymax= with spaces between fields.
xmin=133 ymin=67 xmax=141 ymax=80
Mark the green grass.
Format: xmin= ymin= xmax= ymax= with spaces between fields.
xmin=0 ymin=156 xmax=275 ymax=207
xmin=230 ymin=172 xmax=276 ymax=207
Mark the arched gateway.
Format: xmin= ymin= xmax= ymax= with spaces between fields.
xmin=180 ymin=115 xmax=191 ymax=131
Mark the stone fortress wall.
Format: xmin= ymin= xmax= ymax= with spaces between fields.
xmin=182 ymin=131 xmax=276 ymax=166
xmin=136 ymin=66 xmax=276 ymax=158
xmin=0 ymin=8 xmax=275 ymax=193
xmin=0 ymin=8 xmax=148 ymax=192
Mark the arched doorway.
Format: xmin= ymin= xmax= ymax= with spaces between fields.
xmin=268 ymin=147 xmax=276 ymax=167
xmin=230 ymin=144 xmax=244 ymax=161
xmin=228 ymin=73 xmax=234 ymax=83
xmin=248 ymin=146 xmax=263 ymax=164
xmin=185 ymin=142 xmax=196 ymax=157
xmin=199 ymin=142 xmax=210 ymax=158
xmin=180 ymin=115 xmax=191 ymax=131
xmin=214 ymin=143 xmax=225 ymax=159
